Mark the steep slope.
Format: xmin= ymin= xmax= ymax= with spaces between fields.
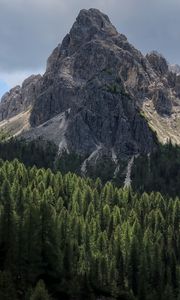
xmin=0 ymin=74 xmax=41 ymax=121
xmin=1 ymin=8 xmax=180 ymax=160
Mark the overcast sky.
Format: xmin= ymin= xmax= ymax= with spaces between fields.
xmin=0 ymin=0 xmax=180 ymax=97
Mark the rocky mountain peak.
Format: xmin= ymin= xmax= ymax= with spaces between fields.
xmin=1 ymin=8 xmax=180 ymax=161
xmin=71 ymin=8 xmax=117 ymax=38
xmin=60 ymin=8 xmax=118 ymax=55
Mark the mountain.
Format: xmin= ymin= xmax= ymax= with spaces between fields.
xmin=0 ymin=9 xmax=179 ymax=300
xmin=1 ymin=8 xmax=180 ymax=161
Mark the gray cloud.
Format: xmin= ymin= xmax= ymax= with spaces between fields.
xmin=0 ymin=0 xmax=180 ymax=87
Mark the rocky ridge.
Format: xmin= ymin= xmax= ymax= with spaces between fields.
xmin=0 ymin=75 xmax=41 ymax=121
xmin=169 ymin=64 xmax=180 ymax=75
xmin=1 ymin=8 xmax=180 ymax=162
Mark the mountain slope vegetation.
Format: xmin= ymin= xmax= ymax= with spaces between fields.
xmin=0 ymin=159 xmax=179 ymax=300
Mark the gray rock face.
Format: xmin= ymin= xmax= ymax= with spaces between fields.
xmin=153 ymin=88 xmax=172 ymax=115
xmin=146 ymin=51 xmax=169 ymax=76
xmin=0 ymin=75 xmax=41 ymax=121
xmin=28 ymin=9 xmax=158 ymax=157
xmin=1 ymin=8 xmax=180 ymax=159
xmin=175 ymin=75 xmax=180 ymax=97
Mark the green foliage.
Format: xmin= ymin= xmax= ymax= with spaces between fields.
xmin=30 ymin=280 xmax=51 ymax=300
xmin=0 ymin=130 xmax=11 ymax=142
xmin=104 ymin=75 xmax=128 ymax=96
xmin=0 ymin=159 xmax=178 ymax=300
xmin=106 ymin=83 xmax=121 ymax=94
xmin=103 ymin=68 xmax=113 ymax=75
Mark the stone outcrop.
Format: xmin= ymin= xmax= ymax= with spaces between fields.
xmin=146 ymin=51 xmax=169 ymax=76
xmin=152 ymin=87 xmax=172 ymax=115
xmin=0 ymin=75 xmax=41 ymax=121
xmin=1 ymin=8 xmax=180 ymax=159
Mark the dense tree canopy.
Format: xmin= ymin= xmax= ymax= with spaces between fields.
xmin=0 ymin=159 xmax=178 ymax=300
xmin=132 ymin=142 xmax=180 ymax=196
xmin=0 ymin=138 xmax=57 ymax=170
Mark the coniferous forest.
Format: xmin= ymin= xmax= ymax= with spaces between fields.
xmin=132 ymin=142 xmax=180 ymax=197
xmin=1 ymin=3 xmax=180 ymax=299
xmin=0 ymin=156 xmax=179 ymax=300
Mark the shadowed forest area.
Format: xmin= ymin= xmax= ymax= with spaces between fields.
xmin=0 ymin=158 xmax=179 ymax=299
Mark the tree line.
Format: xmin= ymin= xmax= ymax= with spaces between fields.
xmin=2 ymin=138 xmax=180 ymax=198
xmin=132 ymin=141 xmax=180 ymax=197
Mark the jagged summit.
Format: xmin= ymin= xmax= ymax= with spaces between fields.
xmin=47 ymin=8 xmax=126 ymax=73
xmin=68 ymin=8 xmax=118 ymax=44
xmin=1 ymin=8 xmax=180 ymax=161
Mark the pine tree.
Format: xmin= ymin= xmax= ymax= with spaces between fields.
xmin=24 ymin=202 xmax=41 ymax=284
xmin=128 ymin=237 xmax=139 ymax=296
xmin=39 ymin=198 xmax=61 ymax=281
xmin=30 ymin=280 xmax=51 ymax=300
xmin=162 ymin=284 xmax=175 ymax=300
xmin=0 ymin=179 xmax=16 ymax=271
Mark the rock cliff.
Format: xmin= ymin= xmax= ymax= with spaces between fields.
xmin=0 ymin=75 xmax=41 ymax=121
